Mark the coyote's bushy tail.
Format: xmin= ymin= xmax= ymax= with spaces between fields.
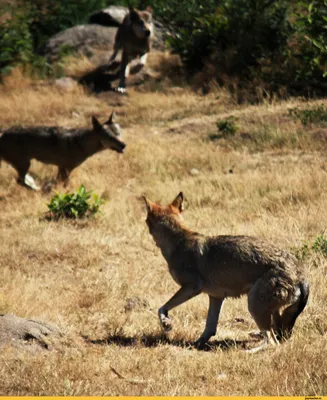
xmin=275 ymin=280 xmax=309 ymax=341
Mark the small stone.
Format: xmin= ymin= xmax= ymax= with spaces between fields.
xmin=189 ymin=168 xmax=200 ymax=176
xmin=55 ymin=77 xmax=77 ymax=91
xmin=217 ymin=373 xmax=227 ymax=380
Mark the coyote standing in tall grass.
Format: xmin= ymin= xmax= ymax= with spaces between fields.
xmin=108 ymin=6 xmax=154 ymax=93
xmin=0 ymin=112 xmax=125 ymax=190
xmin=143 ymin=192 xmax=309 ymax=351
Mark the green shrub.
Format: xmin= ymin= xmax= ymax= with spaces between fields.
xmin=292 ymin=242 xmax=310 ymax=261
xmin=289 ymin=104 xmax=327 ymax=125
xmin=291 ymin=0 xmax=327 ymax=84
xmin=0 ymin=7 xmax=34 ymax=76
xmin=312 ymin=234 xmax=327 ymax=257
xmin=151 ymin=0 xmax=326 ymax=96
xmin=292 ymin=233 xmax=327 ymax=260
xmin=217 ymin=116 xmax=238 ymax=136
xmin=45 ymin=185 xmax=104 ymax=220
xmin=208 ymin=116 xmax=238 ymax=141
xmin=165 ymin=0 xmax=291 ymax=73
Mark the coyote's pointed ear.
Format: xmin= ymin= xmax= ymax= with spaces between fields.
xmin=171 ymin=192 xmax=184 ymax=213
xmin=129 ymin=6 xmax=137 ymax=15
xmin=92 ymin=116 xmax=102 ymax=131
xmin=106 ymin=111 xmax=115 ymax=124
xmin=129 ymin=6 xmax=140 ymax=21
xmin=143 ymin=195 xmax=154 ymax=213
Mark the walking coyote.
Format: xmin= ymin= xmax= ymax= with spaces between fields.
xmin=143 ymin=192 xmax=309 ymax=351
xmin=0 ymin=112 xmax=125 ymax=189
xmin=108 ymin=6 xmax=154 ymax=93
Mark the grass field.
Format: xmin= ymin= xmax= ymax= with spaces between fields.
xmin=0 ymin=61 xmax=326 ymax=396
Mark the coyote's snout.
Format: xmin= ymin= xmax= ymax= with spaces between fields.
xmin=0 ymin=112 xmax=125 ymax=189
xmin=143 ymin=192 xmax=309 ymax=351
xmin=108 ymin=6 xmax=154 ymax=93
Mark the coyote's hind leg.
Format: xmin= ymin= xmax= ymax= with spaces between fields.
xmin=56 ymin=167 xmax=71 ymax=187
xmin=247 ymin=274 xmax=286 ymax=352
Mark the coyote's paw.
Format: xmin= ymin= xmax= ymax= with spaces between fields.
xmin=158 ymin=311 xmax=172 ymax=332
xmin=24 ymin=174 xmax=40 ymax=191
xmin=193 ymin=337 xmax=208 ymax=350
xmin=114 ymin=87 xmax=128 ymax=95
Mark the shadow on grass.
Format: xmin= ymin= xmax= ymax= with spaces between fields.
xmin=83 ymin=333 xmax=257 ymax=352
xmin=79 ymin=62 xmax=120 ymax=93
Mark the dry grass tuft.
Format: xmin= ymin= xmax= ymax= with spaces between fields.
xmin=0 ymin=66 xmax=326 ymax=395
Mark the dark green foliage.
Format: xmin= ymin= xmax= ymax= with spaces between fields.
xmin=0 ymin=7 xmax=33 ymax=75
xmin=165 ymin=0 xmax=292 ymax=73
xmin=289 ymin=105 xmax=327 ymax=125
xmin=291 ymin=0 xmax=327 ymax=84
xmin=0 ymin=0 xmax=109 ymax=77
xmin=45 ymin=185 xmax=104 ymax=220
xmin=155 ymin=0 xmax=326 ymax=95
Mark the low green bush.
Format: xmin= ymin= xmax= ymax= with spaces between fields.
xmin=292 ymin=234 xmax=327 ymax=260
xmin=45 ymin=185 xmax=104 ymax=220
xmin=289 ymin=104 xmax=327 ymax=126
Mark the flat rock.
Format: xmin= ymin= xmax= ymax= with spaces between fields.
xmin=55 ymin=77 xmax=78 ymax=91
xmin=0 ymin=314 xmax=62 ymax=350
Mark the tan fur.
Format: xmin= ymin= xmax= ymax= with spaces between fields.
xmin=143 ymin=192 xmax=309 ymax=350
xmin=108 ymin=6 xmax=154 ymax=93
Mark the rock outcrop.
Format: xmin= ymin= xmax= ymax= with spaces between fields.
xmin=0 ymin=314 xmax=61 ymax=351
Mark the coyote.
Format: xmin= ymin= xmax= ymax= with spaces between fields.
xmin=0 ymin=112 xmax=125 ymax=190
xmin=108 ymin=6 xmax=154 ymax=93
xmin=143 ymin=192 xmax=309 ymax=351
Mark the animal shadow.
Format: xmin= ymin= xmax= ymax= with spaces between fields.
xmin=79 ymin=61 xmax=147 ymax=93
xmin=79 ymin=62 xmax=120 ymax=93
xmin=84 ymin=333 xmax=256 ymax=352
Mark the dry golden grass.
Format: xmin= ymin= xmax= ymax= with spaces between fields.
xmin=0 ymin=65 xmax=327 ymax=395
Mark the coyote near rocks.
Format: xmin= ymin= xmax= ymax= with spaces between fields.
xmin=108 ymin=6 xmax=154 ymax=93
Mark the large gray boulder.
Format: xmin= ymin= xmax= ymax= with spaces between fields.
xmin=44 ymin=24 xmax=117 ymax=62
xmin=0 ymin=314 xmax=62 ymax=350
xmin=89 ymin=5 xmax=128 ymax=27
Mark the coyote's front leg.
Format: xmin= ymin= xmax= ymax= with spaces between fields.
xmin=194 ymin=296 xmax=224 ymax=349
xmin=116 ymin=50 xmax=130 ymax=94
xmin=158 ymin=281 xmax=202 ymax=332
